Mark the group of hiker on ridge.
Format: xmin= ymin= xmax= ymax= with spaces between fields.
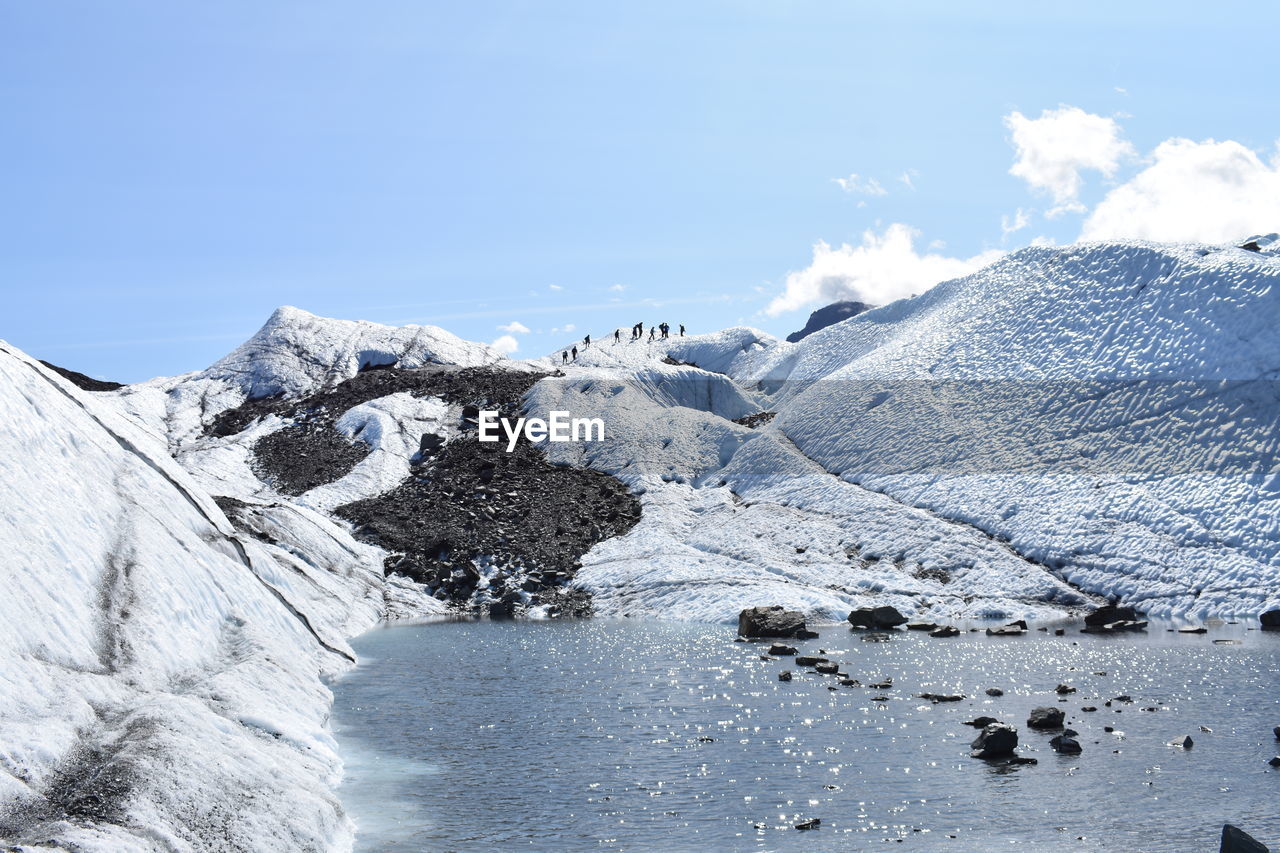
xmin=561 ymin=322 xmax=685 ymax=363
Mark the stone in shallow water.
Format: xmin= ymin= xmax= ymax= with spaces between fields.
xmin=1261 ymin=609 xmax=1280 ymax=630
xmin=1027 ymin=707 xmax=1065 ymax=729
xmin=930 ymin=625 xmax=960 ymax=638
xmin=985 ymin=687 xmax=1004 ymax=697
xmin=970 ymin=723 xmax=1018 ymax=758
xmin=738 ymin=606 xmax=808 ymax=639
xmin=848 ymin=606 xmax=907 ymax=630
xmin=768 ymin=643 xmax=798 ymax=656
xmin=1170 ymin=734 xmax=1194 ymax=748
xmin=778 ymin=670 xmax=792 ymax=682
xmin=795 ymin=818 xmax=821 ymax=830
xmin=1219 ymin=823 xmax=1268 ymax=853
xmin=1085 ymin=605 xmax=1139 ymax=627
xmin=1050 ymin=734 xmax=1082 ymax=754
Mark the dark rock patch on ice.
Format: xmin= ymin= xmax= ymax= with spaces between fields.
xmin=39 ymin=360 xmax=125 ymax=392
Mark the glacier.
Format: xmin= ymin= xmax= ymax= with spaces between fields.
xmin=2 ymin=236 xmax=1279 ymax=849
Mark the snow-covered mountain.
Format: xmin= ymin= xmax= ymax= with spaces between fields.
xmin=3 ymin=235 xmax=1280 ymax=850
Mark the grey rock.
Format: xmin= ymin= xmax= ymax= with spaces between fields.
xmin=738 ymin=606 xmax=809 ymax=639
xmin=1170 ymin=734 xmax=1194 ymax=748
xmin=970 ymin=723 xmax=1018 ymax=758
xmin=768 ymin=643 xmax=798 ymax=656
xmin=778 ymin=670 xmax=792 ymax=682
xmin=848 ymin=605 xmax=908 ymax=630
xmin=1027 ymin=707 xmax=1065 ymax=729
xmin=1220 ymin=824 xmax=1269 ymax=853
xmin=1261 ymin=609 xmax=1280 ymax=630
xmin=794 ymin=817 xmax=821 ymax=831
xmin=930 ymin=625 xmax=961 ymax=638
xmin=1049 ymin=734 xmax=1082 ymax=754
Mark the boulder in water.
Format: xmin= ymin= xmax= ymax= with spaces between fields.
xmin=1170 ymin=734 xmax=1194 ymax=748
xmin=1050 ymin=734 xmax=1082 ymax=754
xmin=1219 ymin=824 xmax=1269 ymax=853
xmin=848 ymin=605 xmax=908 ymax=630
xmin=738 ymin=606 xmax=809 ymax=638
xmin=930 ymin=625 xmax=961 ymax=638
xmin=970 ymin=723 xmax=1018 ymax=758
xmin=768 ymin=643 xmax=798 ymax=656
xmin=1261 ymin=609 xmax=1280 ymax=630
xmin=1027 ymin=707 xmax=1065 ymax=729
xmin=1085 ymin=604 xmax=1138 ymax=627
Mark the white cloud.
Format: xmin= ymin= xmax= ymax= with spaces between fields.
xmin=833 ymin=173 xmax=888 ymax=196
xmin=766 ymin=224 xmax=1004 ymax=315
xmin=1005 ymin=106 xmax=1134 ymax=214
xmin=551 ymin=323 xmax=576 ymax=334
xmin=490 ymin=334 xmax=519 ymax=355
xmin=497 ymin=320 xmax=530 ymax=334
xmin=1080 ymin=138 xmax=1280 ymax=243
xmin=609 ymin=283 xmax=626 ymax=292
xmin=1001 ymin=207 xmax=1031 ymax=238
xmin=899 ymin=169 xmax=918 ymax=190
xmin=548 ymin=284 xmax=563 ymax=291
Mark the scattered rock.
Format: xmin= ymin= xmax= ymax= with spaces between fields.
xmin=1177 ymin=626 xmax=1208 ymax=634
xmin=1054 ymin=628 xmax=1065 ymax=636
xmin=1084 ymin=604 xmax=1139 ymax=627
xmin=1220 ymin=824 xmax=1269 ymax=853
xmin=918 ymin=693 xmax=964 ymax=703
xmin=1049 ymin=734 xmax=1082 ymax=754
xmin=970 ymin=723 xmax=1018 ymax=758
xmin=985 ymin=688 xmax=1004 ymax=697
xmin=1170 ymin=735 xmax=1194 ymax=748
xmin=930 ymin=625 xmax=960 ymax=638
xmin=738 ymin=606 xmax=810 ymax=639
xmin=862 ymin=632 xmax=893 ymax=642
xmin=963 ymin=716 xmax=1000 ymax=728
xmin=778 ymin=670 xmax=792 ymax=682
xmin=768 ymin=643 xmax=798 ymax=656
xmin=815 ymin=662 xmax=840 ymax=675
xmin=1081 ymin=706 xmax=1097 ymax=712
xmin=1269 ymin=757 xmax=1280 ymax=768
xmin=1027 ymin=707 xmax=1065 ymax=729
xmin=1261 ymin=609 xmax=1280 ymax=630
xmin=795 ymin=818 xmax=821 ymax=831
xmin=794 ymin=656 xmax=828 ymax=667
xmin=986 ymin=622 xmax=1027 ymax=636
xmin=839 ymin=678 xmax=860 ymax=687
xmin=906 ymin=622 xmax=938 ymax=631
xmin=848 ymin=606 xmax=908 ymax=630
xmin=1274 ymin=726 xmax=1280 ymax=741
xmin=868 ymin=678 xmax=893 ymax=689
xmin=1055 ymin=684 xmax=1077 ymax=694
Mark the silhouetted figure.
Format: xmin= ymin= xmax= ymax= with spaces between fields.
xmin=649 ymin=326 xmax=655 ymax=341
xmin=614 ymin=328 xmax=621 ymax=343
xmin=571 ymin=345 xmax=578 ymax=360
xmin=562 ymin=351 xmax=568 ymax=364
xmin=660 ymin=322 xmax=669 ymax=339
xmin=584 ymin=334 xmax=591 ymax=348
xmin=679 ymin=324 xmax=685 ymax=337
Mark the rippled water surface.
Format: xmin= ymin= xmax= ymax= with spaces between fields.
xmin=331 ymin=619 xmax=1280 ymax=852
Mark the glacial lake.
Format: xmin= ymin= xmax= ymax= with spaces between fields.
xmin=330 ymin=618 xmax=1280 ymax=852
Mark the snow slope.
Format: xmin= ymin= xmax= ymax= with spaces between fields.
xmin=0 ymin=342 xmax=441 ymax=851
xmin=531 ymin=238 xmax=1280 ymax=620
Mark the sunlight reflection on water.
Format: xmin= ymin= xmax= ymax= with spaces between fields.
xmin=331 ymin=618 xmax=1280 ymax=852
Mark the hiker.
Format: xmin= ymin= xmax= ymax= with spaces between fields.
xmin=584 ymin=334 xmax=591 ymax=348
xmin=649 ymin=326 xmax=655 ymax=341
xmin=614 ymin=328 xmax=621 ymax=343
xmin=562 ymin=351 xmax=568 ymax=364
xmin=660 ymin=322 xmax=669 ymax=339
xmin=679 ymin=324 xmax=685 ymax=337
xmin=571 ymin=345 xmax=578 ymax=360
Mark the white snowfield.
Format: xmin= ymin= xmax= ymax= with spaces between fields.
xmin=3 ymin=236 xmax=1280 ymax=850
xmin=0 ymin=343 xmax=442 ymax=851
xmin=534 ymin=237 xmax=1280 ymax=621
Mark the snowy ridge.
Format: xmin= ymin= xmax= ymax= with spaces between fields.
xmin=0 ymin=342 xmax=441 ymax=851
xmin=530 ymin=238 xmax=1280 ymax=620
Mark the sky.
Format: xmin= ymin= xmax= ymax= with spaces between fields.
xmin=3 ymin=1 xmax=1279 ymax=382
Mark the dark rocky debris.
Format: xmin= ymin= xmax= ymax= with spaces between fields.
xmin=1049 ymin=734 xmax=1082 ymax=754
xmin=786 ymin=300 xmax=873 ymax=343
xmin=731 ymin=411 xmax=776 ymax=429
xmin=1261 ymin=609 xmax=1280 ymax=630
xmin=39 ymin=360 xmax=124 ymax=392
xmin=227 ymin=364 xmax=641 ymax=615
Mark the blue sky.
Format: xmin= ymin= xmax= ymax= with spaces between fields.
xmin=3 ymin=1 xmax=1279 ymax=381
